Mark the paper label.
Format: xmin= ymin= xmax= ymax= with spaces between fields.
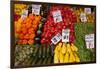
xmin=80 ymin=13 xmax=87 ymax=22
xmin=51 ymin=33 xmax=62 ymax=45
xmin=84 ymin=8 xmax=91 ymax=14
xmin=52 ymin=10 xmax=62 ymax=23
xmin=62 ymin=29 xmax=70 ymax=42
xmin=32 ymin=4 xmax=41 ymax=15
xmin=21 ymin=9 xmax=28 ymax=19
xmin=85 ymin=34 xmax=94 ymax=49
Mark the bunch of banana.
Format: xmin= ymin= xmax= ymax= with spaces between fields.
xmin=54 ymin=42 xmax=80 ymax=63
xmin=86 ymin=13 xmax=95 ymax=23
xmin=74 ymin=8 xmax=95 ymax=23
xmin=14 ymin=4 xmax=28 ymax=15
xmin=74 ymin=8 xmax=84 ymax=23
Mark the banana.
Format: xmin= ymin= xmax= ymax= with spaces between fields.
xmin=74 ymin=52 xmax=80 ymax=62
xmin=14 ymin=4 xmax=28 ymax=15
xmin=71 ymin=43 xmax=78 ymax=52
xmin=59 ymin=52 xmax=64 ymax=63
xmin=69 ymin=53 xmax=76 ymax=63
xmin=54 ymin=45 xmax=58 ymax=53
xmin=54 ymin=53 xmax=59 ymax=63
xmin=54 ymin=42 xmax=62 ymax=53
xmin=54 ymin=42 xmax=80 ymax=64
xmin=64 ymin=52 xmax=69 ymax=63
xmin=61 ymin=43 xmax=67 ymax=54
xmin=66 ymin=43 xmax=72 ymax=53
xmin=57 ymin=42 xmax=62 ymax=51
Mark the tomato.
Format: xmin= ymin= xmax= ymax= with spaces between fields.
xmin=41 ymin=6 xmax=76 ymax=44
xmin=51 ymin=27 xmax=55 ymax=33
xmin=41 ymin=38 xmax=46 ymax=44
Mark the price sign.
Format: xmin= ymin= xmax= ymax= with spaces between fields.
xmin=32 ymin=4 xmax=41 ymax=15
xmin=21 ymin=9 xmax=28 ymax=19
xmin=80 ymin=13 xmax=87 ymax=22
xmin=62 ymin=29 xmax=70 ymax=42
xmin=84 ymin=8 xmax=91 ymax=14
xmin=85 ymin=34 xmax=94 ymax=49
xmin=52 ymin=10 xmax=62 ymax=23
xmin=51 ymin=33 xmax=62 ymax=45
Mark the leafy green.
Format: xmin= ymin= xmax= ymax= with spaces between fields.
xmin=74 ymin=23 xmax=95 ymax=62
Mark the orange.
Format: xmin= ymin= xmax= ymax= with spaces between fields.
xmin=32 ymin=20 xmax=38 ymax=25
xmin=19 ymin=33 xmax=24 ymax=39
xmin=21 ymin=27 xmax=27 ymax=34
xmin=26 ymin=18 xmax=30 ymax=23
xmin=28 ymin=28 xmax=34 ymax=34
xmin=22 ymin=39 xmax=27 ymax=44
xmin=32 ymin=25 xmax=37 ymax=29
xmin=18 ymin=40 xmax=23 ymax=44
xmin=29 ymin=13 xmax=34 ymax=20
xmin=28 ymin=39 xmax=34 ymax=44
xmin=15 ymin=28 xmax=21 ymax=33
xmin=29 ymin=34 xmax=35 ymax=39
xmin=26 ymin=23 xmax=32 ymax=29
xmin=24 ymin=34 xmax=29 ymax=39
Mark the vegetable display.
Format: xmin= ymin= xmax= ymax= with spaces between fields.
xmin=15 ymin=45 xmax=53 ymax=66
xmin=13 ymin=3 xmax=96 ymax=67
xmin=41 ymin=6 xmax=76 ymax=44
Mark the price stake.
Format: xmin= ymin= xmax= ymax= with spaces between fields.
xmin=32 ymin=4 xmax=41 ymax=15
xmin=85 ymin=34 xmax=94 ymax=49
xmin=52 ymin=10 xmax=62 ymax=23
xmin=51 ymin=33 xmax=62 ymax=45
xmin=62 ymin=29 xmax=70 ymax=42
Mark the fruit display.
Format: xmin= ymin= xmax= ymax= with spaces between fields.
xmin=12 ymin=2 xmax=96 ymax=68
xmin=14 ymin=4 xmax=28 ymax=21
xmin=74 ymin=7 xmax=95 ymax=23
xmin=15 ymin=14 xmax=41 ymax=45
xmin=54 ymin=42 xmax=80 ymax=63
xmin=14 ymin=4 xmax=28 ymax=15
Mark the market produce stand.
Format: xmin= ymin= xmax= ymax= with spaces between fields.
xmin=11 ymin=1 xmax=96 ymax=68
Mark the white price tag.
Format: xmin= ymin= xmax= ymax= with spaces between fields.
xmin=52 ymin=10 xmax=62 ymax=23
xmin=62 ymin=29 xmax=70 ymax=42
xmin=84 ymin=8 xmax=91 ymax=14
xmin=80 ymin=13 xmax=87 ymax=22
xmin=21 ymin=9 xmax=28 ymax=19
xmin=32 ymin=4 xmax=41 ymax=15
xmin=85 ymin=34 xmax=94 ymax=49
xmin=51 ymin=33 xmax=62 ymax=45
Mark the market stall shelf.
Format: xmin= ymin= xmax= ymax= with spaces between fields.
xmin=11 ymin=1 xmax=96 ymax=68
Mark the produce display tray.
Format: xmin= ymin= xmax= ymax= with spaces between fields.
xmin=11 ymin=1 xmax=96 ymax=68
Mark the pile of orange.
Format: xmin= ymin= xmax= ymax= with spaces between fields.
xmin=15 ymin=13 xmax=41 ymax=44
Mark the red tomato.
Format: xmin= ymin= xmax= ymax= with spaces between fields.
xmin=41 ymin=38 xmax=46 ymax=44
